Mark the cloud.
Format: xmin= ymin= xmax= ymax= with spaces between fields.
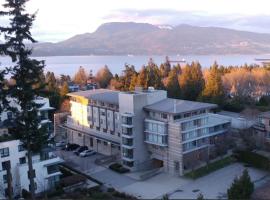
xmin=103 ymin=9 xmax=270 ymax=34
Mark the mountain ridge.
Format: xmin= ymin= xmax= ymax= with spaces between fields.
xmin=31 ymin=22 xmax=270 ymax=56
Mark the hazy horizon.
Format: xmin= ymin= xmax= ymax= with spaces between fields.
xmin=1 ymin=0 xmax=270 ymax=42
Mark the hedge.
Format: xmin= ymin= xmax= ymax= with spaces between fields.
xmin=234 ymin=150 xmax=270 ymax=170
xmin=109 ymin=163 xmax=130 ymax=174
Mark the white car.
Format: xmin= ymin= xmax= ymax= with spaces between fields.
xmin=79 ymin=150 xmax=96 ymax=157
xmin=55 ymin=141 xmax=66 ymax=147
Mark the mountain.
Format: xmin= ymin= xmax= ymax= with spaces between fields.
xmin=32 ymin=22 xmax=270 ymax=56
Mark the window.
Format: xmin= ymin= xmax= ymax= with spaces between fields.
xmin=97 ymin=139 xmax=101 ymax=144
xmin=161 ymin=113 xmax=167 ymax=119
xmin=78 ymin=133 xmax=82 ymax=137
xmin=19 ymin=157 xmax=26 ymax=164
xmin=18 ymin=145 xmax=25 ymax=152
xmin=90 ymin=138 xmax=93 ymax=147
xmin=2 ymin=161 xmax=10 ymax=171
xmin=173 ymin=114 xmax=181 ymax=120
xmin=47 ymin=165 xmax=59 ymax=174
xmin=184 ymin=113 xmax=191 ymax=118
xmin=174 ymin=161 xmax=179 ymax=172
xmin=0 ymin=148 xmax=9 ymax=158
xmin=103 ymin=141 xmax=108 ymax=146
xmin=3 ymin=174 xmax=7 ymax=184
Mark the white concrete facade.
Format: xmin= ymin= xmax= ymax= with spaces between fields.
xmin=0 ymin=140 xmax=63 ymax=197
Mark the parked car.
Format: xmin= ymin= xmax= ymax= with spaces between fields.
xmin=55 ymin=141 xmax=66 ymax=147
xmin=65 ymin=143 xmax=80 ymax=151
xmin=74 ymin=146 xmax=88 ymax=155
xmin=79 ymin=149 xmax=96 ymax=157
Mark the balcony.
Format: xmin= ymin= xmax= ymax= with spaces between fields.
xmin=121 ymin=115 xmax=133 ymax=128
xmin=253 ymin=122 xmax=266 ymax=132
xmin=122 ymin=147 xmax=134 ymax=161
xmin=122 ymin=127 xmax=133 ymax=138
xmin=145 ymin=133 xmax=168 ymax=147
xmin=122 ymin=138 xmax=134 ymax=149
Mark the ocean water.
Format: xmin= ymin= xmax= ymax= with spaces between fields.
xmin=0 ymin=54 xmax=268 ymax=77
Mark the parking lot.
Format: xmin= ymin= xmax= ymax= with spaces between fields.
xmin=55 ymin=148 xmax=270 ymax=199
xmin=54 ymin=148 xmax=137 ymax=188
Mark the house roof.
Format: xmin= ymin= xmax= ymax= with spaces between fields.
xmin=144 ymin=98 xmax=217 ymax=115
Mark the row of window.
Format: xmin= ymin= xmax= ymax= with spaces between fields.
xmin=183 ymin=138 xmax=208 ymax=152
xmin=182 ymin=128 xmax=208 ymax=141
xmin=0 ymin=145 xmax=25 ymax=158
xmin=145 ymin=132 xmax=168 ymax=145
xmin=145 ymin=121 xmax=166 ymax=134
xmin=174 ymin=109 xmax=206 ymax=121
xmin=150 ymin=112 xmax=168 ymax=120
xmin=181 ymin=117 xmax=208 ymax=131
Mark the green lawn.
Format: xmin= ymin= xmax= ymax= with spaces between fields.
xmin=185 ymin=156 xmax=235 ymax=179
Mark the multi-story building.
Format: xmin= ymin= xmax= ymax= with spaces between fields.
xmin=0 ymin=97 xmax=63 ymax=198
xmin=253 ymin=111 xmax=270 ymax=149
xmin=61 ymin=88 xmax=231 ymax=176
xmin=0 ymin=140 xmax=63 ymax=197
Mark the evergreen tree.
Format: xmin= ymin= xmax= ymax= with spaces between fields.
xmin=60 ymin=74 xmax=71 ymax=85
xmin=201 ymin=62 xmax=225 ymax=105
xmin=160 ymin=56 xmax=171 ymax=78
xmin=137 ymin=66 xmax=148 ymax=89
xmin=44 ymin=71 xmax=61 ymax=110
xmin=137 ymin=60 xmax=163 ymax=90
xmin=129 ymin=74 xmax=138 ymax=91
xmin=0 ymin=0 xmax=48 ymax=199
xmin=60 ymin=81 xmax=69 ymax=97
xmin=227 ymin=169 xmax=254 ymax=200
xmin=179 ymin=62 xmax=204 ymax=100
xmin=73 ymin=66 xmax=88 ymax=85
xmin=95 ymin=65 xmax=113 ymax=88
xmin=165 ymin=66 xmax=181 ymax=99
xmin=121 ymin=64 xmax=137 ymax=91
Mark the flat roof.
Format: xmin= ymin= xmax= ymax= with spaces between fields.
xmin=67 ymin=89 xmax=120 ymax=105
xmin=144 ymin=98 xmax=217 ymax=115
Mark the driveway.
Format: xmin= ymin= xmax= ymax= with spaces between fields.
xmin=55 ymin=149 xmax=136 ymax=189
xmin=55 ymin=149 xmax=269 ymax=199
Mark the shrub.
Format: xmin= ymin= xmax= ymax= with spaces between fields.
xmin=109 ymin=163 xmax=130 ymax=173
xmin=21 ymin=189 xmax=31 ymax=199
xmin=223 ymin=101 xmax=245 ymax=112
xmin=234 ymin=150 xmax=270 ymax=170
xmin=185 ymin=156 xmax=234 ymax=179
xmin=59 ymin=174 xmax=87 ymax=187
xmin=107 ymin=187 xmax=115 ymax=193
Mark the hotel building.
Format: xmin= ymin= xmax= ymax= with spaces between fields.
xmin=60 ymin=88 xmax=231 ymax=176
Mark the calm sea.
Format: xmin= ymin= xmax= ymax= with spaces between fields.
xmin=0 ymin=55 xmax=269 ymax=76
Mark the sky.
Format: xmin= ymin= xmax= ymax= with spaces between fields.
xmin=1 ymin=0 xmax=270 ymax=42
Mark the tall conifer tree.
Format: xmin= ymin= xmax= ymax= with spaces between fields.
xmin=0 ymin=0 xmax=47 ymax=199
